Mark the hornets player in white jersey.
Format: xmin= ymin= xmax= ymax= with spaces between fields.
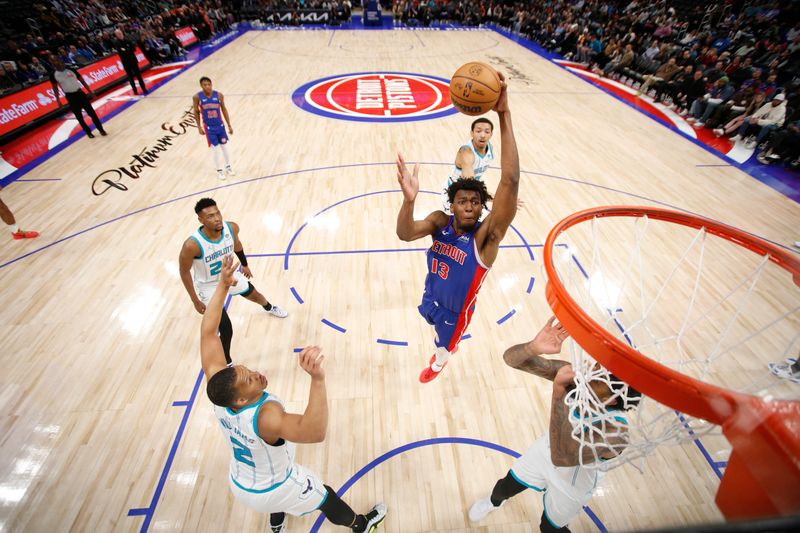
xmin=200 ymin=256 xmax=387 ymax=533
xmin=179 ymin=198 xmax=287 ymax=365
xmin=440 ymin=117 xmax=495 ymax=213
xmin=468 ymin=317 xmax=641 ymax=532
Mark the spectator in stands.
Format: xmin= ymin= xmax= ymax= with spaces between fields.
xmin=637 ymin=56 xmax=680 ymax=97
xmin=603 ymin=43 xmax=634 ymax=77
xmin=68 ymin=45 xmax=92 ymax=66
xmin=757 ymin=116 xmax=800 ymax=166
xmin=0 ymin=64 xmax=20 ymax=95
xmin=715 ymin=90 xmax=765 ymax=137
xmin=14 ymin=62 xmax=39 ymax=85
xmin=689 ymin=77 xmax=734 ymax=127
xmin=660 ymin=63 xmax=694 ymax=104
xmin=703 ymin=60 xmax=728 ymax=84
xmin=731 ymin=92 xmax=787 ymax=148
xmin=674 ymin=68 xmax=706 ymax=115
xmin=28 ymin=56 xmax=48 ymax=79
xmin=643 ymin=39 xmax=661 ymax=61
xmin=729 ymin=56 xmax=754 ymax=85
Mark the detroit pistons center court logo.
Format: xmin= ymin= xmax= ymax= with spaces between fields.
xmin=292 ymin=72 xmax=456 ymax=122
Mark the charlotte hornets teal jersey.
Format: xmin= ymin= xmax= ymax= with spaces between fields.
xmin=191 ymin=222 xmax=235 ymax=284
xmin=423 ymin=216 xmax=490 ymax=313
xmin=198 ymin=90 xmax=224 ymax=129
xmin=447 ymin=140 xmax=494 ymax=185
xmin=214 ymin=392 xmax=296 ymax=492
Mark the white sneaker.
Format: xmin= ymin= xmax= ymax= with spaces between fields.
xmin=225 ymin=165 xmax=236 ymax=176
xmin=713 ymin=128 xmax=724 ymax=137
xmin=794 ymin=242 xmax=800 ymax=249
xmin=468 ymin=497 xmax=505 ymax=522
xmin=364 ymin=502 xmax=387 ymax=531
xmin=695 ymin=121 xmax=704 ymax=127
xmin=267 ymin=305 xmax=288 ymax=318
xmin=768 ymin=358 xmax=800 ymax=384
xmin=730 ymin=134 xmax=742 ymax=142
xmin=216 ymin=169 xmax=226 ymax=180
xmin=745 ymin=138 xmax=757 ymax=149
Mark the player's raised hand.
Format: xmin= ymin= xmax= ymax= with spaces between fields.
xmin=530 ymin=316 xmax=570 ymax=355
xmin=396 ymin=152 xmax=420 ymax=202
xmin=220 ymin=255 xmax=240 ymax=288
xmin=298 ymin=346 xmax=325 ymax=380
xmin=492 ymin=71 xmax=509 ymax=114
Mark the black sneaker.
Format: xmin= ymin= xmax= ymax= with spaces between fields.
xmin=364 ymin=503 xmax=387 ymax=532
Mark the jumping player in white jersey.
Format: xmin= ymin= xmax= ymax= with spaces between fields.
xmin=193 ymin=76 xmax=235 ymax=180
xmin=179 ymin=198 xmax=287 ymax=365
xmin=200 ymin=255 xmax=387 ymax=533
xmin=468 ymin=317 xmax=641 ymax=532
xmin=440 ymin=118 xmax=495 ymax=213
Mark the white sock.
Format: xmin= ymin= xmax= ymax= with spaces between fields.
xmin=433 ymin=346 xmax=451 ymax=370
xmin=7 ymin=223 xmax=19 ymax=233
xmin=220 ymin=143 xmax=231 ymax=167
xmin=211 ymin=145 xmax=223 ymax=170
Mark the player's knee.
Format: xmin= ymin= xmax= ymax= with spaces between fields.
xmin=241 ymin=282 xmax=255 ymax=298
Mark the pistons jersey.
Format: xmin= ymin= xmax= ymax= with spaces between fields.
xmin=423 ymin=216 xmax=490 ymax=312
xmin=198 ymin=90 xmax=223 ymax=130
xmin=214 ymin=392 xmax=296 ymax=492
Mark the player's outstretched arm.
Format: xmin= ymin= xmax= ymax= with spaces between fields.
xmin=549 ymin=365 xmax=583 ymax=466
xmin=478 ymin=74 xmax=520 ymax=262
xmin=257 ymin=346 xmax=329 ymax=444
xmin=503 ymin=317 xmax=570 ymax=379
xmin=200 ymin=255 xmax=238 ymax=379
xmin=395 ymin=152 xmax=448 ymax=241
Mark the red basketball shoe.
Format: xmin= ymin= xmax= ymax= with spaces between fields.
xmin=419 ymin=354 xmax=447 ymax=383
xmin=12 ymin=229 xmax=39 ymax=240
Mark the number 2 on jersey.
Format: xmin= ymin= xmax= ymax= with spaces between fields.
xmin=431 ymin=258 xmax=449 ymax=280
xmin=209 ymin=260 xmax=222 ymax=276
xmin=230 ymin=437 xmax=255 ymax=467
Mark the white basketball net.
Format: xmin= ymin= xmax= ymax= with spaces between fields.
xmin=548 ymin=214 xmax=800 ymax=472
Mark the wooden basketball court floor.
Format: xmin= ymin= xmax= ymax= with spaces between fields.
xmin=1 ymin=29 xmax=798 ymax=532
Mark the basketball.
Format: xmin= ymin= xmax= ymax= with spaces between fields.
xmin=449 ymin=62 xmax=502 ymax=116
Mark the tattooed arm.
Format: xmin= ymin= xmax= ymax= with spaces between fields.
xmin=502 ymin=316 xmax=570 ymax=380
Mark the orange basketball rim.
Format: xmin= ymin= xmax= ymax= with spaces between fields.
xmin=542 ymin=205 xmax=800 ymax=520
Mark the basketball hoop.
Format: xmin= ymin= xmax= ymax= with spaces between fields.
xmin=542 ymin=206 xmax=800 ymax=520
